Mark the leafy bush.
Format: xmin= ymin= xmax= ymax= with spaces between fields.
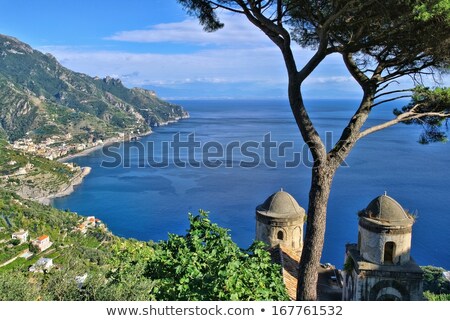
xmin=0 ymin=190 xmax=288 ymax=301
xmin=9 ymin=239 xmax=20 ymax=246
xmin=146 ymin=211 xmax=289 ymax=301
xmin=0 ymin=271 xmax=39 ymax=300
xmin=424 ymin=291 xmax=450 ymax=301
xmin=421 ymin=265 xmax=450 ymax=295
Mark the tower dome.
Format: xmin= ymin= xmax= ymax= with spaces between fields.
xmin=255 ymin=190 xmax=305 ymax=252
xmin=256 ymin=190 xmax=305 ymax=218
xmin=358 ymin=194 xmax=414 ymax=265
xmin=360 ymin=195 xmax=413 ymax=227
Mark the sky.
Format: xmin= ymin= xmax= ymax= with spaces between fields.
xmin=0 ymin=0 xmax=447 ymax=100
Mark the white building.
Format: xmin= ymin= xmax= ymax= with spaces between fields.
xmin=29 ymin=258 xmax=53 ymax=273
xmin=86 ymin=216 xmax=96 ymax=227
xmin=32 ymin=235 xmax=52 ymax=252
xmin=11 ymin=229 xmax=29 ymax=243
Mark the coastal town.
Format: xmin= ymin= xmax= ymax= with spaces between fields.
xmin=11 ymin=132 xmax=126 ymax=161
xmin=0 ymin=130 xmax=145 ymax=205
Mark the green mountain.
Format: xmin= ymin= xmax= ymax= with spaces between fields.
xmin=0 ymin=34 xmax=188 ymax=142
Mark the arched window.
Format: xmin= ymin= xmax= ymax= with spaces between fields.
xmin=277 ymin=230 xmax=284 ymax=241
xmin=384 ymin=242 xmax=396 ymax=264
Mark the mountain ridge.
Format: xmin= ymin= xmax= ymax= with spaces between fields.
xmin=0 ymin=33 xmax=188 ymax=143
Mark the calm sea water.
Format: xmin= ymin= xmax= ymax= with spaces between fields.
xmin=53 ymin=100 xmax=450 ymax=269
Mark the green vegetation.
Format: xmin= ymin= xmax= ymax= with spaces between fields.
xmin=421 ymin=265 xmax=450 ymax=301
xmin=0 ymin=191 xmax=287 ymax=301
xmin=0 ymin=242 xmax=27 ymax=263
xmin=395 ymin=87 xmax=450 ymax=143
xmin=0 ymin=139 xmax=78 ymax=198
xmin=424 ymin=292 xmax=450 ymax=301
xmin=414 ymin=0 xmax=450 ymax=23
xmin=343 ymin=257 xmax=355 ymax=275
xmin=0 ymin=34 xmax=187 ymax=143
xmin=146 ymin=211 xmax=289 ymax=300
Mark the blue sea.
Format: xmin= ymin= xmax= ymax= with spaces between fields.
xmin=52 ymin=100 xmax=450 ymax=269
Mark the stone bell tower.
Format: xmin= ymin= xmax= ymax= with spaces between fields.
xmin=342 ymin=194 xmax=423 ymax=301
xmin=255 ymin=189 xmax=305 ymax=253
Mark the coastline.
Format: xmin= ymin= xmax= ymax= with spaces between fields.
xmin=37 ymin=131 xmax=152 ymax=204
xmin=57 ymin=113 xmax=190 ymax=163
xmin=50 ymin=114 xmax=190 ymax=202
xmin=46 ymin=112 xmax=190 ymax=205
xmin=57 ymin=130 xmax=152 ymax=163
xmin=36 ymin=166 xmax=92 ymax=205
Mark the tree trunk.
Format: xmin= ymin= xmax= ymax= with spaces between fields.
xmin=296 ymin=165 xmax=335 ymax=300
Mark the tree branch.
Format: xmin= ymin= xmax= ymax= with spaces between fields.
xmin=376 ymin=80 xmax=401 ymax=93
xmin=297 ymin=38 xmax=329 ymax=83
xmin=276 ymin=0 xmax=282 ymax=25
xmin=374 ymin=89 xmax=413 ymax=100
xmin=320 ymin=1 xmax=364 ymax=33
xmin=379 ymin=60 xmax=437 ymax=83
xmin=327 ymin=93 xmax=374 ymax=168
xmin=372 ymin=95 xmax=412 ymax=107
xmin=342 ymin=53 xmax=370 ymax=87
xmin=247 ymin=0 xmax=291 ymax=42
xmin=296 ymin=1 xmax=358 ymax=82
xmin=359 ymin=110 xmax=450 ymax=139
xmin=228 ymin=1 xmax=326 ymax=162
xmin=209 ymin=1 xmax=245 ymax=13
xmin=234 ymin=0 xmax=285 ymax=48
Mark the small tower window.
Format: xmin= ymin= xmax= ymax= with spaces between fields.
xmin=384 ymin=242 xmax=396 ymax=264
xmin=277 ymin=230 xmax=284 ymax=240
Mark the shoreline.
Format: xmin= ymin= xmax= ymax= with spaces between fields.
xmin=57 ymin=130 xmax=152 ymax=163
xmin=36 ymin=166 xmax=92 ymax=205
xmin=57 ymin=113 xmax=190 ymax=163
xmin=50 ymin=115 xmax=189 ymax=202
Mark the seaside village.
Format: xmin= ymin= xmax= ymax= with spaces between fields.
xmin=0 ymin=215 xmax=106 ymax=274
xmin=11 ymin=133 xmax=104 ymax=160
xmin=11 ymin=131 xmax=138 ymax=161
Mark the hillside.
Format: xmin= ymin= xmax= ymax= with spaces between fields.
xmin=0 ymin=139 xmax=87 ymax=203
xmin=0 ymin=191 xmax=288 ymax=301
xmin=0 ymin=34 xmax=188 ymax=143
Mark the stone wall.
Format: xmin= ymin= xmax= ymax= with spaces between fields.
xmin=359 ymin=225 xmax=412 ymax=265
xmin=255 ymin=215 xmax=303 ymax=250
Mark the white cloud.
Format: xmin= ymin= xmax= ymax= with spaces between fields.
xmin=38 ymin=45 xmax=286 ymax=85
xmin=37 ymin=44 xmax=374 ymax=99
xmin=31 ymin=7 xmax=448 ymax=99
xmin=105 ymin=13 xmax=272 ymax=47
xmin=306 ymin=76 xmax=354 ymax=84
xmin=34 ymin=11 xmax=371 ymax=98
xmin=37 ymin=11 xmax=423 ymax=99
